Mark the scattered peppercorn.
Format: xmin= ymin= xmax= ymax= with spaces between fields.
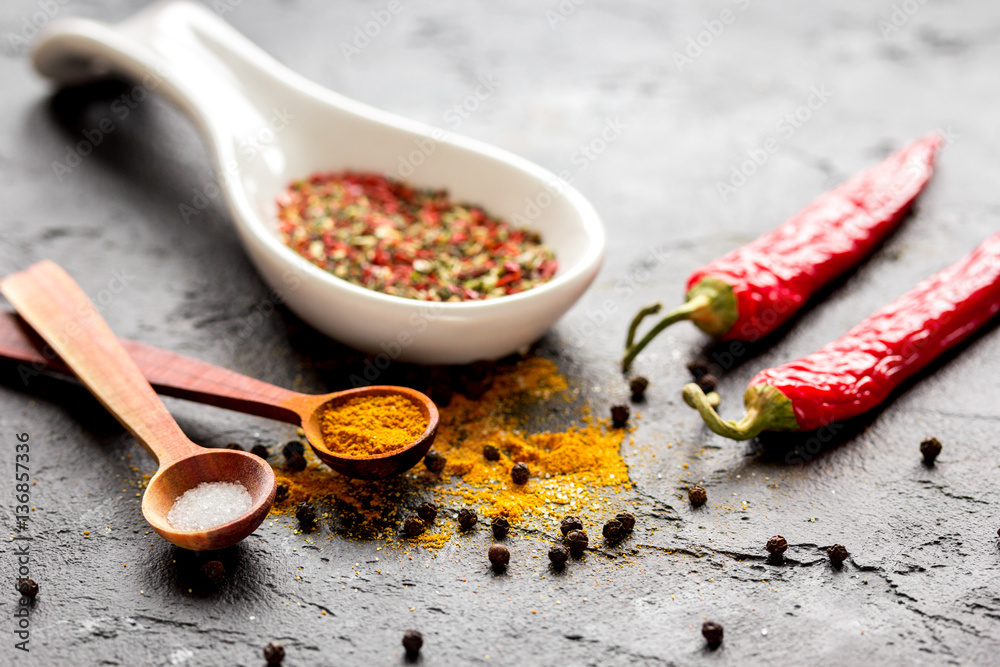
xmin=402 ymin=629 xmax=423 ymax=656
xmin=687 ymin=358 xmax=710 ymax=379
xmin=285 ymin=451 xmax=306 ymax=472
xmin=488 ymin=544 xmax=510 ymax=570
xmin=274 ymin=483 xmax=289 ymax=504
xmin=697 ymin=373 xmax=718 ymax=394
xmin=263 ymin=641 xmax=285 ymax=664
xmin=295 ymin=502 xmax=318 ymax=531
xmin=458 ymin=508 xmax=478 ymax=531
xmin=424 ymin=450 xmax=447 ymax=473
xmin=417 ymin=502 xmax=438 ymax=524
xmin=565 ymin=529 xmax=589 ymax=555
xmin=548 ymin=544 xmax=569 ymax=569
xmin=827 ymin=544 xmax=850 ymax=565
xmin=766 ymin=535 xmax=788 ymax=556
xmin=920 ymin=437 xmax=942 ymax=465
xmin=610 ymin=404 xmax=630 ymax=428
xmin=282 ymin=441 xmax=305 ymax=459
xmin=615 ymin=512 xmax=636 ymax=534
xmin=561 ymin=515 xmax=583 ymax=536
xmin=250 ymin=444 xmax=269 ymax=459
xmin=403 ymin=516 xmax=425 ymax=538
xmin=701 ymin=621 xmax=724 ymax=647
xmin=225 ymin=442 xmax=244 ymax=451
xmin=603 ymin=519 xmax=624 ymax=543
xmin=629 ymin=376 xmax=649 ymax=402
xmin=201 ymin=560 xmax=226 ymax=585
xmin=429 ymin=382 xmax=453 ymax=408
xmin=15 ymin=578 xmax=38 ymax=598
xmin=482 ymin=444 xmax=501 ymax=461
xmin=688 ymin=484 xmax=708 ymax=507
xmin=491 ymin=516 xmax=511 ymax=539
xmin=510 ymin=462 xmax=530 ymax=485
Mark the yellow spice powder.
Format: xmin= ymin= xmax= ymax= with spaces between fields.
xmin=319 ymin=394 xmax=426 ymax=457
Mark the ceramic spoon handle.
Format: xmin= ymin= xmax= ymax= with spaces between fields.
xmin=0 ymin=310 xmax=306 ymax=424
xmin=0 ymin=261 xmax=200 ymax=466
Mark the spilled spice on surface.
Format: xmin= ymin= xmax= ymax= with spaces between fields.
xmin=319 ymin=394 xmax=426 ymax=457
xmin=267 ymin=356 xmax=633 ymax=547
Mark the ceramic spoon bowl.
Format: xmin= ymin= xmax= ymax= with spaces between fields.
xmin=32 ymin=0 xmax=605 ymax=364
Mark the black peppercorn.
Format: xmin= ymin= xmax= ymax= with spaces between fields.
xmin=603 ymin=519 xmax=624 ymax=543
xmin=225 ymin=442 xmax=244 ymax=451
xmin=430 ymin=382 xmax=453 ymax=408
xmin=403 ymin=516 xmax=425 ymax=538
xmin=15 ymin=578 xmax=38 ymax=598
xmin=827 ymin=544 xmax=850 ymax=565
xmin=201 ymin=560 xmax=226 ymax=585
xmin=688 ymin=484 xmax=708 ymax=507
xmin=402 ymin=629 xmax=423 ymax=655
xmin=295 ymin=502 xmax=318 ymax=531
xmin=491 ymin=516 xmax=510 ymax=539
xmin=701 ymin=621 xmax=724 ymax=646
xmin=263 ymin=641 xmax=285 ymax=664
xmin=697 ymin=373 xmax=718 ymax=394
xmin=417 ymin=502 xmax=437 ymax=524
xmin=463 ymin=379 xmax=489 ymax=400
xmin=629 ymin=376 xmax=649 ymax=402
xmin=482 ymin=444 xmax=501 ymax=461
xmin=250 ymin=444 xmax=269 ymax=459
xmin=458 ymin=508 xmax=478 ymax=531
xmin=920 ymin=437 xmax=942 ymax=465
xmin=610 ymin=404 xmax=630 ymax=428
xmin=274 ymin=482 xmax=289 ymax=504
xmin=424 ymin=450 xmax=447 ymax=473
xmin=285 ymin=452 xmax=307 ymax=472
xmin=488 ymin=544 xmax=510 ymax=570
xmin=560 ymin=515 xmax=583 ymax=536
xmin=565 ymin=529 xmax=589 ymax=555
xmin=510 ymin=462 xmax=529 ymax=485
xmin=615 ymin=512 xmax=636 ymax=534
xmin=282 ymin=441 xmax=305 ymax=459
xmin=687 ymin=359 xmax=710 ymax=380
xmin=548 ymin=544 xmax=569 ymax=569
xmin=766 ymin=535 xmax=788 ymax=556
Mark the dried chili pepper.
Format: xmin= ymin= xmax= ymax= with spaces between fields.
xmin=623 ymin=135 xmax=941 ymax=370
xmin=683 ymin=231 xmax=1000 ymax=440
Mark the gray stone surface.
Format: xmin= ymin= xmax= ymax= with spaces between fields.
xmin=2 ymin=0 xmax=999 ymax=665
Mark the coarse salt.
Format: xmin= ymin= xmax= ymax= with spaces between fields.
xmin=167 ymin=481 xmax=252 ymax=530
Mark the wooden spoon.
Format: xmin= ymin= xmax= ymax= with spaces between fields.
xmin=0 ymin=261 xmax=280 ymax=551
xmin=0 ymin=302 xmax=439 ymax=482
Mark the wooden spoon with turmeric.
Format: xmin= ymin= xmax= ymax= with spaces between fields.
xmin=0 ymin=310 xmax=438 ymax=481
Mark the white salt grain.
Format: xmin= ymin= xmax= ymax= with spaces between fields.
xmin=167 ymin=482 xmax=252 ymax=530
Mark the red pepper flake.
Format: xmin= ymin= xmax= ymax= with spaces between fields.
xmin=276 ymin=171 xmax=558 ymax=301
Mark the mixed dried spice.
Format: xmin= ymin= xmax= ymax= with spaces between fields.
xmin=277 ymin=171 xmax=558 ymax=301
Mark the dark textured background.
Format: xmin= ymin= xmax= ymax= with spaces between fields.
xmin=1 ymin=0 xmax=999 ymax=665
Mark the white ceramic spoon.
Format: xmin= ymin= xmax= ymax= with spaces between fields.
xmin=32 ymin=0 xmax=605 ymax=364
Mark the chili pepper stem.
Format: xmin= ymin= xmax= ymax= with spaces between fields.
xmin=682 ymin=383 xmax=798 ymax=441
xmin=622 ymin=295 xmax=713 ymax=371
xmin=621 ymin=277 xmax=738 ymax=372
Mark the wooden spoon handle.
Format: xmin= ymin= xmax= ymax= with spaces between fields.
xmin=0 ymin=261 xmax=199 ymax=466
xmin=0 ymin=310 xmax=305 ymax=424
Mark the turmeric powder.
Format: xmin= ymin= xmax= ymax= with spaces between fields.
xmin=269 ymin=356 xmax=633 ymax=546
xmin=319 ymin=394 xmax=426 ymax=457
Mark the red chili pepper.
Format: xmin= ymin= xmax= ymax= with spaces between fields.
xmin=622 ymin=134 xmax=942 ymax=371
xmin=682 ymin=231 xmax=1000 ymax=440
